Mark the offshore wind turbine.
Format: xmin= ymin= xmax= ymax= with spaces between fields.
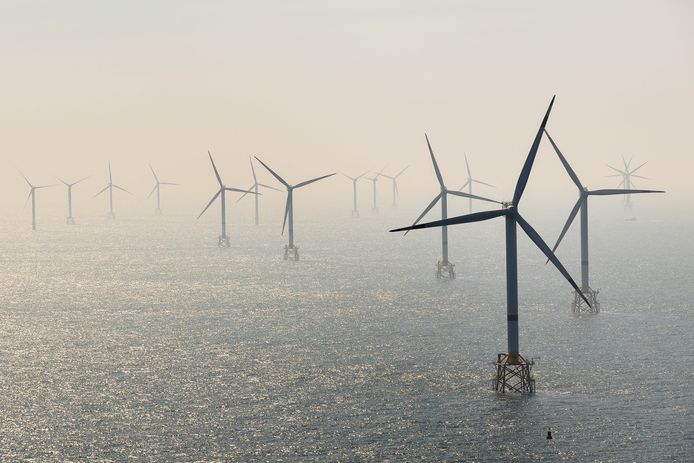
xmin=382 ymin=166 xmax=409 ymax=208
xmin=407 ymin=136 xmax=499 ymax=279
xmin=392 ymin=96 xmax=590 ymax=393
xmin=254 ymin=156 xmax=335 ymax=260
xmin=58 ymin=176 xmax=88 ymax=224
xmin=544 ymin=131 xmax=664 ymax=313
xmin=20 ymin=172 xmax=54 ymax=231
xmin=95 ymin=163 xmax=131 ymax=219
xmin=606 ymin=156 xmax=649 ymax=214
xmin=365 ymin=166 xmax=386 ymax=214
xmin=341 ymin=171 xmax=368 ymax=217
xmin=198 ymin=151 xmax=257 ymax=248
xmin=237 ymin=157 xmax=281 ymax=225
xmin=458 ymin=154 xmax=495 ymax=213
xmin=147 ymin=165 xmax=178 ymax=215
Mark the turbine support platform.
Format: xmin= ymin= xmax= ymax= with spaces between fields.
xmin=572 ymin=286 xmax=600 ymax=313
xmin=218 ymin=235 xmax=230 ymax=248
xmin=436 ymin=260 xmax=456 ymax=279
xmin=284 ymin=245 xmax=299 ymax=261
xmin=66 ymin=217 xmax=75 ymax=225
xmin=351 ymin=210 xmax=360 ymax=218
xmin=493 ymin=353 xmax=535 ymax=393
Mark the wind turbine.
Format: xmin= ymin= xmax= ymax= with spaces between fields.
xmin=254 ymin=156 xmax=335 ymax=260
xmin=58 ymin=176 xmax=88 ymax=224
xmin=198 ymin=151 xmax=258 ymax=248
xmin=365 ymin=167 xmax=386 ymax=214
xmin=382 ymin=166 xmax=409 ymax=208
xmin=20 ymin=172 xmax=54 ymax=231
xmin=458 ymin=154 xmax=495 ymax=213
xmin=147 ymin=164 xmax=178 ymax=215
xmin=392 ymin=96 xmax=590 ymax=393
xmin=341 ymin=171 xmax=368 ymax=217
xmin=407 ymin=136 xmax=499 ymax=279
xmin=606 ymin=156 xmax=649 ymax=214
xmin=237 ymin=157 xmax=281 ymax=225
xmin=95 ymin=163 xmax=131 ymax=219
xmin=544 ymin=131 xmax=664 ymax=313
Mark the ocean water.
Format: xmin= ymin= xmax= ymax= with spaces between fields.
xmin=0 ymin=212 xmax=691 ymax=462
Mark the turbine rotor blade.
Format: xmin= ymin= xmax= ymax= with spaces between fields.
xmin=147 ymin=185 xmax=157 ymax=199
xmin=254 ymin=156 xmax=289 ymax=188
xmin=108 ymin=162 xmax=112 ymax=183
xmin=112 ymin=184 xmax=132 ymax=194
xmin=425 ymin=134 xmax=445 ymax=188
xmin=235 ymin=185 xmax=255 ymax=203
xmin=149 ymin=164 xmax=159 ymax=183
xmin=471 ymin=179 xmax=495 ymax=188
xmin=404 ymin=194 xmax=441 ymax=235
xmin=546 ymin=196 xmax=583 ymax=263
xmin=249 ymin=156 xmax=257 ymax=183
xmin=392 ymin=208 xmax=508 ymax=233
xmin=458 ymin=180 xmax=470 ymax=191
xmin=94 ymin=185 xmax=109 ymax=197
xmin=396 ymin=165 xmax=409 ymax=178
xmin=588 ymin=188 xmax=664 ymax=196
xmin=607 ymin=164 xmax=626 ymax=175
xmin=544 ymin=129 xmax=583 ymax=190
xmin=630 ymin=161 xmax=648 ymax=175
xmin=294 ymin=173 xmax=336 ymax=189
xmin=631 ymin=174 xmax=648 ymax=180
xmin=258 ymin=183 xmax=281 ymax=191
xmin=225 ymin=187 xmax=260 ymax=194
xmin=446 ymin=189 xmax=500 ymax=204
xmin=281 ymin=194 xmax=290 ymax=235
xmin=512 ymin=95 xmax=555 ymax=206
xmin=464 ymin=154 xmax=471 ymax=178
xmin=208 ymin=151 xmax=223 ymax=187
xmin=515 ymin=212 xmax=591 ymax=308
xmin=197 ymin=189 xmax=221 ymax=219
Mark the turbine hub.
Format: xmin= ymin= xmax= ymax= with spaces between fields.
xmin=502 ymin=201 xmax=513 ymax=209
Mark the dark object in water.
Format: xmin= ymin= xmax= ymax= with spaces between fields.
xmin=546 ymin=428 xmax=553 ymax=440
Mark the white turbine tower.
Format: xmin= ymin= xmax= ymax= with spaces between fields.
xmin=392 ymin=96 xmax=590 ymax=393
xmin=341 ymin=171 xmax=368 ymax=217
xmin=147 ymin=164 xmax=178 ymax=215
xmin=458 ymin=154 xmax=495 ymax=213
xmin=254 ymin=156 xmax=335 ymax=261
xmin=197 ymin=151 xmax=257 ymax=248
xmin=95 ymin=163 xmax=131 ymax=219
xmin=58 ymin=176 xmax=88 ymax=224
xmin=544 ymin=131 xmax=664 ymax=313
xmin=606 ymin=156 xmax=649 ymax=215
xmin=407 ymin=135 xmax=499 ymax=279
xmin=237 ymin=157 xmax=281 ymax=225
xmin=20 ymin=173 xmax=54 ymax=231
xmin=365 ymin=167 xmax=386 ymax=214
xmin=382 ymin=166 xmax=409 ymax=209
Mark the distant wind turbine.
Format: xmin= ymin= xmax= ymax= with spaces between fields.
xmin=365 ymin=166 xmax=386 ymax=214
xmin=382 ymin=166 xmax=409 ymax=208
xmin=341 ymin=171 xmax=368 ymax=217
xmin=606 ymin=156 xmax=650 ymax=213
xmin=544 ymin=131 xmax=664 ymax=312
xmin=254 ymin=156 xmax=335 ymax=260
xmin=198 ymin=151 xmax=258 ymax=248
xmin=95 ymin=163 xmax=131 ymax=219
xmin=58 ymin=176 xmax=88 ymax=224
xmin=147 ymin=164 xmax=178 ymax=215
xmin=20 ymin=172 xmax=54 ymax=231
xmin=237 ymin=157 xmax=281 ymax=225
xmin=407 ymin=136 xmax=499 ymax=279
xmin=392 ymin=96 xmax=589 ymax=393
xmin=458 ymin=154 xmax=495 ymax=213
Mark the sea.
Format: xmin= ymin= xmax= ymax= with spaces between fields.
xmin=0 ymin=209 xmax=691 ymax=462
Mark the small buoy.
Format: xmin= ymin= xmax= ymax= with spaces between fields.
xmin=546 ymin=428 xmax=553 ymax=440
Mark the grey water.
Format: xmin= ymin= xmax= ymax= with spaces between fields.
xmin=0 ymin=213 xmax=691 ymax=461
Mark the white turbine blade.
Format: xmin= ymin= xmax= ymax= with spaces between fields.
xmin=425 ymin=133 xmax=445 ymax=188
xmin=381 ymin=174 xmax=395 ymax=179
xmin=588 ymin=188 xmax=664 ymax=196
xmin=24 ymin=190 xmax=32 ymax=207
xmin=471 ymin=179 xmax=496 ymax=188
xmin=18 ymin=171 xmax=33 ymax=188
xmin=149 ymin=164 xmax=159 ymax=183
xmin=516 ymin=213 xmax=591 ymax=308
xmin=147 ymin=184 xmax=157 ymax=199
xmin=94 ymin=185 xmax=109 ymax=197
xmin=605 ymin=174 xmax=623 ymax=178
xmin=112 ymin=184 xmax=132 ymax=195
xmin=396 ymin=165 xmax=409 ymax=178
xmin=225 ymin=186 xmax=260 ymax=195
xmin=356 ymin=170 xmax=369 ymax=180
xmin=631 ymin=174 xmax=648 ymax=180
xmin=341 ymin=173 xmax=356 ymax=181
xmin=35 ymin=184 xmax=55 ymax=189
xmin=447 ymin=189 xmax=501 ymax=205
xmin=294 ymin=173 xmax=336 ymax=189
xmin=249 ymin=156 xmax=257 ymax=183
xmin=616 ymin=178 xmax=624 ymax=188
xmin=57 ymin=177 xmax=69 ymax=186
xmin=607 ymin=164 xmax=627 ymax=175
xmin=197 ymin=189 xmax=221 ymax=219
xmin=254 ymin=156 xmax=289 ymax=188
xmin=630 ymin=161 xmax=648 ymax=175
xmin=546 ymin=196 xmax=582 ymax=263
xmin=464 ymin=154 xmax=471 ymax=178
xmin=159 ymin=182 xmax=179 ymax=186
xmin=235 ymin=185 xmax=256 ymax=203
xmin=458 ymin=180 xmax=470 ymax=191
xmin=208 ymin=151 xmax=224 ymax=187
xmin=281 ymin=194 xmax=290 ymax=235
xmin=73 ymin=176 xmax=90 ymax=186
xmin=258 ymin=183 xmax=281 ymax=191
xmin=108 ymin=162 xmax=112 ymax=183
xmin=393 ymin=208 xmax=508 ymax=233
xmin=404 ymin=194 xmax=441 ymax=236
xmin=544 ymin=129 xmax=583 ymax=190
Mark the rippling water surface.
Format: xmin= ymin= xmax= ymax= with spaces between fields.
xmin=0 ymin=213 xmax=691 ymax=461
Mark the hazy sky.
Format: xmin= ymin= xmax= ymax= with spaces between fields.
xmin=1 ymin=0 xmax=692 ymax=222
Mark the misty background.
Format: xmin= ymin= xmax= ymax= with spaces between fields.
xmin=0 ymin=0 xmax=691 ymax=227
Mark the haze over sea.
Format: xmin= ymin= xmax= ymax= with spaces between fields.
xmin=0 ymin=207 xmax=691 ymax=462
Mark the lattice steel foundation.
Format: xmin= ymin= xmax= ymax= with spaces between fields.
xmin=284 ymin=245 xmax=299 ymax=261
xmin=493 ymin=353 xmax=535 ymax=393
xmin=572 ymin=286 xmax=600 ymax=313
xmin=436 ymin=260 xmax=456 ymax=279
xmin=218 ymin=235 xmax=230 ymax=248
